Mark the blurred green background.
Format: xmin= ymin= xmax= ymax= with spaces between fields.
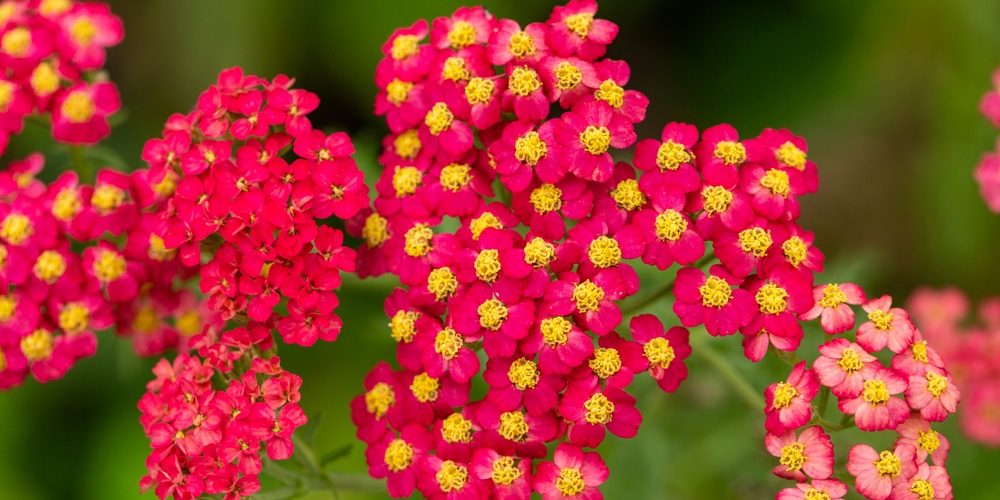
xmin=2 ymin=0 xmax=1000 ymax=498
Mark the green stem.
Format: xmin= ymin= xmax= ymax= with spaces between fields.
xmin=815 ymin=385 xmax=830 ymax=418
xmin=690 ymin=331 xmax=764 ymax=412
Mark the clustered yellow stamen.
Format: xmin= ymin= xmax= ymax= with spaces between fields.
xmin=529 ymin=184 xmax=563 ymax=214
xmin=862 ymin=379 xmax=890 ymax=405
xmin=447 ymin=21 xmax=477 ymax=49
xmin=383 ymin=439 xmax=413 ymax=472
xmin=837 ymin=348 xmax=864 ymax=372
xmin=524 ymin=237 xmax=555 ymax=268
xmin=427 ymin=267 xmax=458 ymax=301
xmin=364 ymin=382 xmax=395 ymax=419
xmin=21 ymin=329 xmax=53 ymax=361
xmin=775 ymin=141 xmax=807 ymax=170
xmin=654 ymin=210 xmax=687 ymax=242
xmin=176 ymin=310 xmax=202 ymax=337
xmin=441 ymin=56 xmax=470 ymax=82
xmin=818 ymin=284 xmax=847 ymax=309
xmin=917 ymin=430 xmax=940 ymax=455
xmin=93 ymin=249 xmax=126 ymax=282
xmin=34 ymin=250 xmax=66 ymax=283
xmin=491 ymin=457 xmax=523 ymax=486
xmin=389 ymin=310 xmax=420 ymax=343
xmin=610 ymin=179 xmax=646 ymax=211
xmin=132 ymin=306 xmax=159 ymax=334
xmin=424 ymin=102 xmax=454 ymax=135
xmin=656 ymin=140 xmax=693 ymax=171
xmin=392 ymin=166 xmax=422 ymax=198
xmin=440 ymin=413 xmax=473 ymax=444
xmin=572 ymin=280 xmax=604 ymax=313
xmin=410 ymin=372 xmax=440 ymax=403
xmin=385 ymin=78 xmax=413 ymax=106
xmin=701 ymin=185 xmax=733 ymax=216
xmin=540 ymin=316 xmax=572 ymax=347
xmin=589 ymin=347 xmax=621 ymax=379
xmin=587 ymin=236 xmax=621 ymax=268
xmin=699 ymin=276 xmax=732 ymax=308
xmin=52 ymin=189 xmax=82 ymax=221
xmin=514 ymin=131 xmax=547 ymax=166
xmin=803 ymin=488 xmax=831 ymax=500
xmin=390 ymin=34 xmax=419 ymax=60
xmin=782 ymin=236 xmax=807 ymax=267
xmin=911 ymin=341 xmax=930 ymax=364
xmin=508 ymin=66 xmax=541 ymax=97
xmin=713 ymin=140 xmax=746 ymax=165
xmin=594 ymin=79 xmax=624 ymax=108
xmin=434 ymin=327 xmax=463 ymax=360
xmin=436 ymin=460 xmax=468 ymax=492
xmin=440 ymin=163 xmax=471 ymax=192
xmin=478 ymin=298 xmax=508 ymax=331
xmin=393 ymin=129 xmax=421 ymax=159
xmin=738 ymin=227 xmax=772 ymax=257
xmin=30 ymin=62 xmax=59 ymax=97
xmin=1 ymin=27 xmax=31 ymax=57
xmin=771 ymin=382 xmax=799 ymax=409
xmin=909 ymin=480 xmax=935 ymax=500
xmin=61 ymin=90 xmax=96 ymax=123
xmin=874 ymin=450 xmax=902 ymax=478
xmin=0 ymin=294 xmax=15 ymax=323
xmin=756 ymin=283 xmax=789 ymax=314
xmin=579 ymin=125 xmax=611 ymax=155
xmin=465 ymin=77 xmax=494 ymax=105
xmin=643 ymin=337 xmax=675 ymax=369
xmin=925 ymin=372 xmax=948 ymax=398
xmin=58 ymin=302 xmax=90 ymax=335
xmin=508 ymin=30 xmax=536 ymax=58
xmin=474 ymin=249 xmax=502 ymax=283
xmin=564 ymin=12 xmax=594 ymax=38
xmin=760 ymin=168 xmax=790 ymax=197
xmin=469 ymin=212 xmax=503 ymax=240
xmin=362 ymin=213 xmax=390 ymax=248
xmin=508 ymin=358 xmax=539 ymax=390
xmin=403 ymin=224 xmax=433 ymax=257
xmin=0 ymin=214 xmax=33 ymax=245
xmin=553 ymin=61 xmax=583 ymax=90
xmin=583 ymin=393 xmax=615 ymax=424
xmin=868 ymin=309 xmax=895 ymax=331
xmin=555 ymin=467 xmax=586 ymax=496
xmin=498 ymin=411 xmax=529 ymax=442
xmin=779 ymin=442 xmax=806 ymax=472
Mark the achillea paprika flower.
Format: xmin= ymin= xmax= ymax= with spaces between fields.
xmin=555 ymin=100 xmax=635 ymax=183
xmin=521 ymin=314 xmax=594 ymax=375
xmin=470 ymin=448 xmax=533 ymax=499
xmin=538 ymin=55 xmax=599 ymax=108
xmin=51 ymin=81 xmax=119 ymax=144
xmin=545 ymin=0 xmax=618 ymax=61
xmin=745 ymin=127 xmax=819 ymax=195
xmin=559 ymin=384 xmax=641 ymax=448
xmin=846 ymin=443 xmax=918 ymax=500
xmin=533 ymin=442 xmax=608 ymax=499
xmin=800 ymin=282 xmax=866 ymax=335
xmin=764 ymin=361 xmax=818 ymax=435
xmin=895 ymin=413 xmax=950 ymax=465
xmin=55 ymin=2 xmax=123 ymax=70
xmin=431 ymin=6 xmax=494 ymax=50
xmin=477 ymin=402 xmax=561 ymax=458
xmin=489 ymin=119 xmax=564 ymax=192
xmin=544 ymin=269 xmax=626 ymax=336
xmin=417 ymin=456 xmax=489 ymax=499
xmin=813 ymin=338 xmax=879 ymax=398
xmin=632 ymin=185 xmax=704 ymax=271
xmin=629 ymin=314 xmax=690 ymax=393
xmin=905 ymin=368 xmax=960 ymax=422
xmin=488 ymin=18 xmax=548 ymax=67
xmin=367 ymin=423 xmax=433 ymax=498
xmin=776 ymin=479 xmax=848 ymax=500
xmin=672 ymin=265 xmax=755 ymax=337
xmin=837 ymin=366 xmax=910 ymax=432
xmin=634 ymin=121 xmax=701 ymax=194
xmin=858 ymin=295 xmax=916 ymax=354
xmin=764 ymin=426 xmax=834 ymax=482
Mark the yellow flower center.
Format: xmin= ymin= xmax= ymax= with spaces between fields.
xmin=739 ymin=227 xmax=772 ymax=257
xmin=70 ymin=17 xmax=98 ymax=46
xmin=410 ymin=372 xmax=440 ymax=403
xmin=910 ymin=480 xmax=935 ymax=500
xmin=147 ymin=234 xmax=176 ymax=262
xmin=554 ymin=61 xmax=583 ymax=90
xmin=917 ymin=430 xmax=940 ymax=455
xmin=133 ymin=306 xmax=159 ymax=334
xmin=424 ymin=102 xmax=454 ymax=135
xmin=94 ymin=250 xmax=126 ymax=282
xmin=1 ymin=27 xmax=30 ymax=57
xmin=541 ymin=317 xmax=571 ymax=347
xmin=383 ymin=439 xmax=413 ymax=472
xmin=594 ymin=79 xmax=624 ymax=108
xmin=498 ymin=411 xmax=529 ymax=442
xmin=868 ymin=309 xmax=894 ymax=331
xmin=556 ymin=467 xmax=586 ymax=496
xmin=440 ymin=163 xmax=471 ymax=192
xmin=779 ymin=442 xmax=806 ymax=472
xmin=392 ymin=166 xmax=422 ymax=197
xmin=58 ymin=302 xmax=90 ymax=335
xmin=403 ymin=224 xmax=433 ymax=257
xmin=390 ymin=34 xmax=419 ymax=60
xmin=587 ymin=236 xmax=621 ymax=268
xmin=34 ymin=250 xmax=67 ymax=283
xmin=434 ymin=327 xmax=463 ymax=360
xmin=611 ymin=179 xmax=646 ymax=211
xmin=389 ymin=310 xmax=419 ymax=343
xmin=579 ymin=125 xmax=611 ymax=155
xmin=0 ymin=80 xmax=13 ymax=111
xmin=584 ymin=393 xmax=615 ymax=424
xmin=772 ymin=382 xmax=799 ymax=409
xmin=655 ymin=210 xmax=687 ymax=242
xmin=393 ymin=129 xmax=421 ymax=159
xmin=514 ymin=131 xmax=547 ymax=166
xmin=862 ymin=379 xmax=890 ymax=405
xmin=436 ymin=461 xmax=468 ymax=493
xmin=30 ymin=62 xmax=59 ymax=97
xmin=656 ymin=140 xmax=693 ymax=171
xmin=837 ymin=348 xmax=864 ymax=372
xmin=0 ymin=214 xmax=33 ymax=245
xmin=530 ymin=184 xmax=563 ymax=214
xmin=440 ymin=413 xmax=473 ymax=444
xmin=699 ymin=276 xmax=732 ymax=308
xmin=441 ymin=56 xmax=470 ymax=82
xmin=524 ymin=237 xmax=556 ymax=268
xmin=756 ymin=283 xmax=789 ymax=314
xmin=589 ymin=347 xmax=622 ymax=379
xmin=508 ymin=30 xmax=536 ymax=58
xmin=491 ymin=457 xmax=523 ymax=486
xmin=644 ymin=337 xmax=675 ymax=369
xmin=61 ymin=90 xmax=96 ymax=123
xmin=572 ymin=280 xmax=604 ymax=313
xmin=385 ymin=78 xmax=413 ymax=106
xmin=91 ymin=184 xmax=126 ymax=213
xmin=474 ymin=249 xmax=502 ymax=283
xmin=925 ymin=372 xmax=948 ymax=398
xmin=818 ymin=284 xmax=847 ymax=308
xmin=364 ymin=382 xmax=395 ymax=419
xmin=804 ymin=489 xmax=831 ymax=500
xmin=21 ymin=329 xmax=53 ymax=361
xmin=465 ymin=77 xmax=494 ymax=105
xmin=0 ymin=294 xmax=15 ymax=322
xmin=564 ymin=12 xmax=594 ymax=38
xmin=176 ymin=310 xmax=202 ymax=337
xmin=470 ymin=212 xmax=503 ymax=240
xmin=478 ymin=298 xmax=508 ymax=331
xmin=874 ymin=450 xmax=901 ymax=478
xmin=701 ymin=185 xmax=733 ymax=216
xmin=761 ymin=169 xmax=790 ymax=197
xmin=508 ymin=66 xmax=542 ymax=97
xmin=713 ymin=141 xmax=746 ymax=165
xmin=39 ymin=0 xmax=71 ymax=16
xmin=508 ymin=358 xmax=539 ymax=390
xmin=911 ymin=341 xmax=929 ymax=364
xmin=447 ymin=21 xmax=477 ymax=49
xmin=0 ymin=347 xmax=6 ymax=372
xmin=782 ymin=236 xmax=807 ymax=267
xmin=427 ymin=267 xmax=458 ymax=301
xmin=362 ymin=213 xmax=389 ymax=248
xmin=775 ymin=142 xmax=806 ymax=170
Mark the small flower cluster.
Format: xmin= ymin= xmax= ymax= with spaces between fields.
xmin=138 ymin=67 xmax=364 ymax=498
xmin=138 ymin=349 xmax=305 ymax=500
xmin=769 ymin=290 xmax=958 ymax=499
xmin=907 ymin=287 xmax=1000 ymax=446
xmin=351 ymin=2 xmax=963 ymax=499
xmin=975 ymin=67 xmax=1000 ymax=211
xmin=0 ymin=0 xmax=123 ymax=150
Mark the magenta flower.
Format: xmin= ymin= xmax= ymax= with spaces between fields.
xmin=501 ymin=64 xmax=550 ymax=122
xmin=837 ymin=366 xmax=910 ymax=432
xmin=905 ymin=368 xmax=960 ymax=422
xmin=522 ymin=314 xmax=594 ymax=375
xmin=765 ymin=426 xmax=834 ymax=482
xmin=634 ymin=122 xmax=701 ymax=193
xmin=555 ymin=100 xmax=635 ymax=182
xmin=483 ymin=355 xmax=564 ymax=416
xmin=858 ymin=295 xmax=916 ymax=353
xmin=51 ymin=81 xmax=119 ymax=144
xmin=739 ymin=264 xmax=814 ymax=341
xmin=895 ymin=413 xmax=950 ymax=465
xmin=846 ymin=443 xmax=918 ymax=500
xmin=800 ymin=282 xmax=866 ymax=335
xmin=489 ymin=119 xmax=564 ymax=192
xmin=764 ymin=361 xmax=819 ymax=435
xmin=417 ymin=456 xmax=489 ymax=499
xmin=672 ymin=265 xmax=756 ymax=337
xmin=366 ymin=423 xmax=433 ymax=498
xmin=470 ymin=448 xmax=533 ymax=499
xmin=538 ymin=55 xmax=599 ymax=108
xmin=633 ymin=185 xmax=704 ymax=271
xmin=477 ymin=402 xmax=561 ymax=458
xmin=745 ymin=127 xmax=819 ymax=195
xmin=560 ymin=385 xmax=641 ymax=448
xmin=488 ymin=18 xmax=548 ymax=67
xmin=545 ymin=0 xmax=618 ymax=61
xmin=813 ymin=338 xmax=879 ymax=398
xmin=630 ymin=314 xmax=691 ymax=392
xmin=544 ymin=269 xmax=625 ymax=336
xmin=533 ymin=442 xmax=608 ymax=499
xmin=776 ymin=479 xmax=848 ymax=500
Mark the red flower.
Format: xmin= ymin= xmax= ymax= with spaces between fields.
xmin=630 ymin=314 xmax=691 ymax=393
xmin=858 ymin=295 xmax=916 ymax=353
xmin=501 ymin=64 xmax=550 ymax=122
xmin=560 ymin=384 xmax=641 ymax=448
xmin=545 ymin=0 xmax=618 ymax=61
xmin=764 ymin=361 xmax=819 ymax=435
xmin=672 ymin=265 xmax=756 ymax=337
xmin=634 ymin=121 xmax=701 ymax=194
xmin=430 ymin=6 xmax=494 ymax=50
xmin=555 ymin=101 xmax=635 ymax=182
xmin=800 ymin=282 xmax=866 ymax=335
xmin=765 ymin=426 xmax=834 ymax=482
xmin=55 ymin=3 xmax=123 ymax=70
xmin=633 ymin=185 xmax=704 ymax=271
xmin=837 ymin=366 xmax=910 ymax=432
xmin=51 ymin=81 xmax=119 ymax=144
xmin=488 ymin=19 xmax=548 ymax=67
xmin=544 ymin=270 xmax=625 ymax=336
xmin=366 ymin=423 xmax=433 ymax=498
xmin=846 ymin=443 xmax=918 ymax=500
xmin=489 ymin=119 xmax=564 ymax=192
xmin=532 ymin=442 xmax=608 ymax=499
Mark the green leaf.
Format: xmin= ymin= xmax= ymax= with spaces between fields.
xmin=319 ymin=443 xmax=353 ymax=467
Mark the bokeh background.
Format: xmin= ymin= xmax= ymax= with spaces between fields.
xmin=1 ymin=0 xmax=999 ymax=498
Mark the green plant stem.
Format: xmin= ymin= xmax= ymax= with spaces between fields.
xmin=690 ymin=331 xmax=764 ymax=412
xmin=815 ymin=385 xmax=830 ymax=418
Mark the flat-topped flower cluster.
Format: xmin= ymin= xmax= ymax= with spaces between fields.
xmin=350 ymin=1 xmax=961 ymax=499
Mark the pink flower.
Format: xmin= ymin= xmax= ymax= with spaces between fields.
xmin=837 ymin=366 xmax=910 ymax=432
xmin=847 ymin=443 xmax=918 ymax=500
xmin=801 ymin=282 xmax=867 ymax=335
xmin=501 ymin=64 xmax=551 ymax=122
xmin=417 ymin=456 xmax=489 ymax=499
xmin=629 ymin=314 xmax=691 ymax=393
xmin=634 ymin=122 xmax=701 ymax=193
xmin=672 ymin=265 xmax=756 ymax=337
xmin=895 ymin=413 xmax=950 ymax=466
xmin=489 ymin=119 xmax=564 ymax=192
xmin=545 ymin=0 xmax=618 ymax=61
xmin=470 ymin=448 xmax=533 ymax=499
xmin=890 ymin=462 xmax=952 ymax=500
xmin=522 ymin=314 xmax=594 ymax=375
xmin=764 ymin=361 xmax=819 ymax=435
xmin=488 ymin=19 xmax=548 ymax=67
xmin=813 ymin=338 xmax=879 ymax=398
xmin=366 ymin=423 xmax=433 ymax=498
xmin=56 ymin=3 xmax=123 ymax=70
xmin=745 ymin=127 xmax=819 ymax=195
xmin=544 ymin=269 xmax=625 ymax=336
xmin=858 ymin=295 xmax=916 ymax=353
xmin=483 ymin=355 xmax=564 ymax=416
xmin=555 ymin=100 xmax=635 ymax=182
xmin=559 ymin=385 xmax=641 ymax=448
xmin=532 ymin=442 xmax=608 ymax=499
xmin=974 ymin=149 xmax=1000 ymax=212
xmin=776 ymin=479 xmax=848 ymax=500
xmin=51 ymin=81 xmax=120 ymax=144
xmin=739 ymin=264 xmax=814 ymax=341
xmin=905 ymin=368 xmax=960 ymax=422
xmin=430 ymin=6 xmax=495 ymax=50
xmin=633 ymin=185 xmax=704 ymax=271
xmin=764 ymin=426 xmax=834 ymax=482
